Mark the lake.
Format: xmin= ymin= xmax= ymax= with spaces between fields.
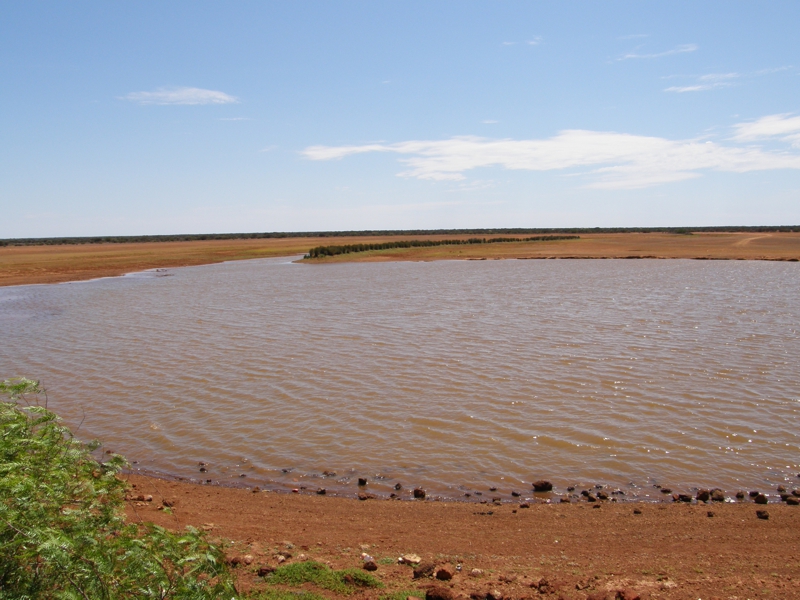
xmin=1 ymin=257 xmax=798 ymax=500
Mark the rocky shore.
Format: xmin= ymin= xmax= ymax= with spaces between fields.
xmin=123 ymin=473 xmax=800 ymax=600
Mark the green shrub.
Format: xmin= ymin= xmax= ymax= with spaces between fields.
xmin=265 ymin=561 xmax=381 ymax=594
xmin=0 ymin=377 xmax=237 ymax=599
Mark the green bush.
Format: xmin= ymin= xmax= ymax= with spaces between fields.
xmin=0 ymin=378 xmax=237 ymax=599
xmin=265 ymin=561 xmax=381 ymax=594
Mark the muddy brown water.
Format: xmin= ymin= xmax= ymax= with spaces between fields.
xmin=1 ymin=257 xmax=798 ymax=500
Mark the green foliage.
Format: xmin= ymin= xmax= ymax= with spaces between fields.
xmin=0 ymin=378 xmax=237 ymax=599
xmin=304 ymin=235 xmax=581 ymax=259
xmin=265 ymin=561 xmax=381 ymax=594
xmin=379 ymin=591 xmax=423 ymax=600
xmin=249 ymin=591 xmax=326 ymax=600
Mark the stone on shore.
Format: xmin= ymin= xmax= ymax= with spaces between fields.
xmin=413 ymin=562 xmax=437 ymax=579
xmin=711 ymin=488 xmax=725 ymax=502
xmin=532 ymin=480 xmax=553 ymax=492
xmin=756 ymin=509 xmax=769 ymax=520
xmin=414 ymin=487 xmax=427 ymax=499
xmin=696 ymin=489 xmax=710 ymax=502
xmin=754 ymin=493 xmax=768 ymax=504
xmin=425 ymin=586 xmax=454 ymax=600
xmin=435 ymin=565 xmax=455 ymax=581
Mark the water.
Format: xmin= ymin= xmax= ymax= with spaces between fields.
xmin=1 ymin=258 xmax=798 ymax=500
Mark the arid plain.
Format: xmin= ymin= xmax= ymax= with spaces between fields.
xmin=2 ymin=231 xmax=800 ymax=287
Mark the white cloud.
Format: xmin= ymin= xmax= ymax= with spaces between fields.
xmin=303 ymin=126 xmax=800 ymax=190
xmin=732 ymin=113 xmax=800 ymax=144
xmin=527 ymin=37 xmax=543 ymax=45
xmin=619 ymin=43 xmax=697 ymax=60
xmin=482 ymin=119 xmax=498 ymax=124
xmin=665 ymin=72 xmax=739 ymax=93
xmin=123 ymin=87 xmax=238 ymax=105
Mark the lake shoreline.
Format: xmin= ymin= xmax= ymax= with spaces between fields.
xmin=3 ymin=231 xmax=800 ymax=286
xmin=123 ymin=471 xmax=800 ymax=599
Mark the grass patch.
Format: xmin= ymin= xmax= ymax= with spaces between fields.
xmin=266 ymin=561 xmax=382 ymax=594
xmin=379 ymin=590 xmax=423 ymax=600
xmin=250 ymin=591 xmax=327 ymax=600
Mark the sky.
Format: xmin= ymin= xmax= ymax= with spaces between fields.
xmin=2 ymin=1 xmax=800 ymax=238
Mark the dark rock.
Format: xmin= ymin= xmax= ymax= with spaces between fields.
xmin=597 ymin=491 xmax=609 ymax=500
xmin=425 ymin=586 xmax=454 ymax=600
xmin=592 ymin=504 xmax=601 ymax=509
xmin=358 ymin=492 xmax=375 ymax=501
xmin=633 ymin=508 xmax=642 ymax=515
xmin=749 ymin=490 xmax=760 ymax=498
xmin=414 ymin=488 xmax=427 ymax=499
xmin=358 ymin=478 xmax=368 ymax=486
xmin=780 ymin=493 xmax=790 ymax=501
xmin=567 ymin=486 xmax=575 ymax=492
xmin=786 ymin=497 xmax=799 ymax=506
xmin=756 ymin=509 xmax=769 ymax=520
xmin=777 ymin=485 xmax=787 ymax=492
xmin=707 ymin=511 xmax=715 ymax=517
xmin=754 ymin=494 xmax=768 ymax=505
xmin=519 ymin=502 xmax=530 ymax=509
xmin=793 ymin=489 xmax=800 ymax=497
xmin=485 ymin=589 xmax=504 ymax=600
xmin=489 ymin=487 xmax=497 ymax=491
xmin=532 ymin=480 xmax=553 ymax=492
xmin=616 ymin=590 xmax=641 ymax=600
xmin=257 ymin=566 xmax=275 ymax=577
xmin=586 ymin=494 xmax=597 ymax=503
xmin=162 ymin=498 xmax=177 ymax=508
xmin=660 ymin=488 xmax=672 ymax=494
xmin=199 ymin=467 xmax=207 ymax=473
xmin=735 ymin=491 xmax=745 ymax=499
xmin=395 ymin=483 xmax=403 ymax=490
xmin=436 ymin=566 xmax=454 ymax=581
xmin=511 ymin=491 xmax=521 ymax=497
xmin=239 ymin=473 xmax=247 ymax=478
xmin=535 ymin=577 xmax=555 ymax=594
xmin=678 ymin=494 xmax=692 ymax=503
xmin=560 ymin=497 xmax=571 ymax=503
xmin=363 ymin=560 xmax=378 ymax=571
xmin=696 ymin=489 xmax=710 ymax=502
xmin=711 ymin=488 xmax=725 ymax=502
xmin=316 ymin=488 xmax=326 ymax=495
xmin=413 ymin=562 xmax=437 ymax=579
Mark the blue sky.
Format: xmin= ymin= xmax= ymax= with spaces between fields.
xmin=2 ymin=1 xmax=799 ymax=237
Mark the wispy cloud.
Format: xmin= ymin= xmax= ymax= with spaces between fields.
xmin=303 ymin=123 xmax=800 ymax=190
xmin=664 ymin=66 xmax=793 ymax=93
xmin=732 ymin=113 xmax=800 ymax=147
xmin=665 ymin=72 xmax=739 ymax=93
xmin=482 ymin=120 xmax=498 ymax=124
xmin=123 ymin=87 xmax=238 ymax=105
xmin=503 ymin=37 xmax=542 ymax=47
xmin=618 ymin=43 xmax=697 ymax=60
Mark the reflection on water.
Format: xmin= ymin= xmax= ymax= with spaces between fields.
xmin=1 ymin=257 xmax=799 ymax=500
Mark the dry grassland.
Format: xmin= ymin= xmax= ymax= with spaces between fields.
xmin=2 ymin=232 xmax=799 ymax=287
